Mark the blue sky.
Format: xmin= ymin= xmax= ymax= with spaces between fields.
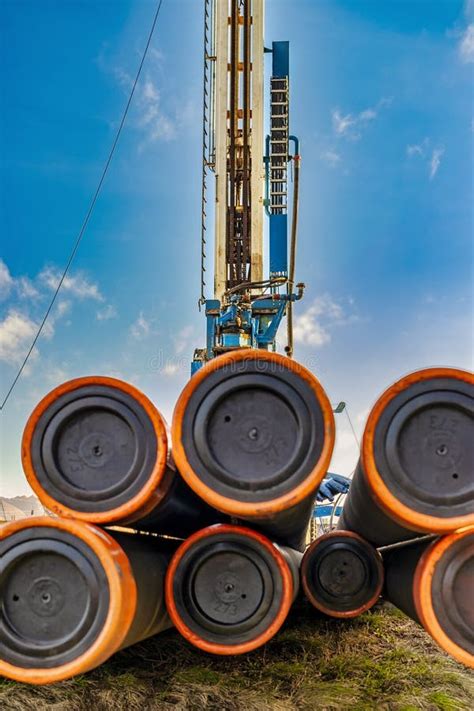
xmin=1 ymin=0 xmax=472 ymax=497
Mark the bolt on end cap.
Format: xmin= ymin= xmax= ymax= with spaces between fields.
xmin=165 ymin=524 xmax=294 ymax=654
xmin=415 ymin=527 xmax=474 ymax=668
xmin=301 ymin=530 xmax=383 ymax=618
xmin=0 ymin=517 xmax=136 ymax=684
xmin=363 ymin=368 xmax=474 ymax=532
xmin=22 ymin=376 xmax=168 ymax=523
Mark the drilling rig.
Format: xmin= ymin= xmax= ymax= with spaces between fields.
xmin=192 ymin=0 xmax=303 ymax=372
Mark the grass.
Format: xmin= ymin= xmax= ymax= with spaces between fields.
xmin=1 ymin=602 xmax=473 ymax=711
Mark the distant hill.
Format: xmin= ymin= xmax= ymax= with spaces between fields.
xmin=1 ymin=495 xmax=45 ymax=518
xmin=0 ymin=499 xmax=28 ymax=522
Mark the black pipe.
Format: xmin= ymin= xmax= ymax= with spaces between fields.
xmin=22 ymin=376 xmax=223 ymax=535
xmin=0 ymin=517 xmax=176 ymax=684
xmin=381 ymin=528 xmax=473 ymax=668
xmin=172 ymin=350 xmax=335 ymax=550
xmin=338 ymin=368 xmax=473 ymax=546
xmin=165 ymin=523 xmax=301 ymax=654
xmin=301 ymin=530 xmax=383 ymax=618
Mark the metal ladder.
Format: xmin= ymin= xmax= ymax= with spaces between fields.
xmin=200 ymin=0 xmax=216 ymax=305
xmin=269 ymin=76 xmax=289 ymax=215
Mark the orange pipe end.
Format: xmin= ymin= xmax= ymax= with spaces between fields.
xmin=361 ymin=367 xmax=474 ymax=534
xmin=172 ymin=350 xmax=335 ymax=518
xmin=301 ymin=530 xmax=383 ymax=618
xmin=21 ymin=376 xmax=171 ymax=525
xmin=413 ymin=527 xmax=474 ymax=669
xmin=0 ymin=516 xmax=137 ymax=684
xmin=165 ymin=523 xmax=294 ymax=655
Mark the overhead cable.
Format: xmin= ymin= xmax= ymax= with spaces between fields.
xmin=0 ymin=0 xmax=165 ymax=410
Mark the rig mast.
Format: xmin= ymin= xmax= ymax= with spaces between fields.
xmin=194 ymin=0 xmax=302 ymax=372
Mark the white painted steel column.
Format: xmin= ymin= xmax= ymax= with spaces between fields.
xmin=250 ymin=0 xmax=264 ymax=283
xmin=213 ymin=0 xmax=229 ymax=301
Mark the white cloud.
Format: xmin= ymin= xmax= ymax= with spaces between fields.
xmin=429 ymin=147 xmax=444 ymax=180
xmin=358 ymin=108 xmax=377 ymax=121
xmin=149 ymin=47 xmax=165 ymax=64
xmin=0 ymin=261 xmax=40 ymax=301
xmin=407 ymin=143 xmax=425 ymax=157
xmin=293 ymin=294 xmax=353 ymax=348
xmin=0 ymin=260 xmax=13 ymax=300
xmin=2 ymin=260 xmax=106 ymax=306
xmin=294 ymin=316 xmax=331 ymax=347
xmin=0 ymin=260 xmax=109 ymax=377
xmin=99 ymin=44 xmax=183 ymax=147
xmin=137 ymin=76 xmax=176 ymax=144
xmin=55 ymin=300 xmax=71 ymax=318
xmin=0 ymin=310 xmax=42 ymax=367
xmin=16 ymin=276 xmax=40 ymax=300
xmin=130 ymin=311 xmax=151 ymax=340
xmin=96 ymin=304 xmax=117 ymax=321
xmin=43 ymin=363 xmax=72 ymax=386
xmin=406 ymin=139 xmax=444 ymax=180
xmin=162 ymin=362 xmax=180 ymax=376
xmin=173 ymin=325 xmax=194 ymax=355
xmin=143 ymin=79 xmax=159 ymax=101
xmin=0 ymin=297 xmax=73 ymax=373
xmin=39 ymin=266 xmax=104 ymax=301
xmin=320 ymin=149 xmax=342 ymax=167
xmin=111 ymin=65 xmax=133 ymax=90
xmin=332 ymin=110 xmax=357 ymax=137
xmin=175 ymin=98 xmax=200 ymax=130
xmin=459 ymin=24 xmax=474 ymax=62
xmin=331 ymin=98 xmax=392 ymax=140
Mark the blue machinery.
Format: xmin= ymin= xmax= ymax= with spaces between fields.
xmin=193 ymin=1 xmax=303 ymax=373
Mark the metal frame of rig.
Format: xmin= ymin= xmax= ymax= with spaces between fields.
xmin=193 ymin=0 xmax=303 ymax=373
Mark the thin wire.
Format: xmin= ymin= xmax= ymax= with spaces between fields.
xmin=345 ymin=405 xmax=360 ymax=449
xmin=0 ymin=0 xmax=165 ymax=411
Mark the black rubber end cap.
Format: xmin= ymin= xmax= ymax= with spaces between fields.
xmin=181 ymin=358 xmax=326 ymax=503
xmin=373 ymin=375 xmax=473 ymax=519
xmin=169 ymin=528 xmax=289 ymax=649
xmin=0 ymin=526 xmax=110 ymax=669
xmin=28 ymin=382 xmax=158 ymax=514
xmin=431 ymin=531 xmax=474 ymax=657
xmin=302 ymin=532 xmax=383 ymax=616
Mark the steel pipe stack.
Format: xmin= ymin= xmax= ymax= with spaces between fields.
xmin=2 ymin=362 xmax=472 ymax=684
xmin=3 ymin=357 xmax=330 ymax=683
xmin=326 ymin=367 xmax=473 ymax=667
